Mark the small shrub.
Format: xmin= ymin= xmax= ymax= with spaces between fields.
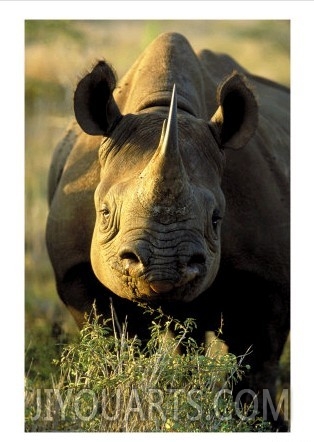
xmin=25 ymin=306 xmax=271 ymax=432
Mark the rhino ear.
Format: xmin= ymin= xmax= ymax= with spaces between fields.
xmin=74 ymin=61 xmax=122 ymax=136
xmin=209 ymin=72 xmax=258 ymax=150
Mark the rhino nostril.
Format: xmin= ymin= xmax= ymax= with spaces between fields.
xmin=188 ymin=253 xmax=206 ymax=266
xmin=119 ymin=250 xmax=140 ymax=263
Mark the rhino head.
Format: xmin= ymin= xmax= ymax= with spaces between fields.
xmin=74 ymin=61 xmax=258 ymax=303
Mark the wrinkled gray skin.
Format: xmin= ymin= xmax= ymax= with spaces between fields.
xmin=46 ymin=33 xmax=289 ymax=430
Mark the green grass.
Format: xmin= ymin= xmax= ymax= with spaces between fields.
xmin=25 ymin=306 xmax=271 ymax=432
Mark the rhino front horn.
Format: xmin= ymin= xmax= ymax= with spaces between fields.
xmin=160 ymin=83 xmax=178 ymax=162
xmin=137 ymin=85 xmax=191 ymax=213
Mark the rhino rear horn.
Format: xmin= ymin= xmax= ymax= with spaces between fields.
xmin=209 ymin=71 xmax=258 ymax=150
xmin=74 ymin=61 xmax=122 ymax=136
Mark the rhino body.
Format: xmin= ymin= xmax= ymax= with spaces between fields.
xmin=46 ymin=33 xmax=289 ymax=429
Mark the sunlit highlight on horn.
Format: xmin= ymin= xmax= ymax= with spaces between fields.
xmin=159 ymin=84 xmax=178 ymax=155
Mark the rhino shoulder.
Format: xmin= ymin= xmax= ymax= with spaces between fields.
xmin=47 ymin=121 xmax=81 ymax=206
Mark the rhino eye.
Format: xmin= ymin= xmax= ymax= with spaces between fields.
xmin=100 ymin=204 xmax=110 ymax=218
xmin=212 ymin=210 xmax=222 ymax=230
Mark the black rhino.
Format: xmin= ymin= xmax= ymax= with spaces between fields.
xmin=46 ymin=32 xmax=289 ymax=430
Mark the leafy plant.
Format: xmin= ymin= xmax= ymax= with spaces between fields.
xmin=25 ymin=306 xmax=271 ymax=432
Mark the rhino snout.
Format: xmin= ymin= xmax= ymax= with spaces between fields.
xmin=118 ymin=243 xmax=206 ymax=294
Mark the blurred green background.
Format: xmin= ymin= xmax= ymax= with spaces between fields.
xmin=25 ymin=19 xmax=290 ymax=354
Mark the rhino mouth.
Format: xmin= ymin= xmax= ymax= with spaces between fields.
xmin=122 ymin=275 xmax=202 ymax=302
xmin=115 ymin=261 xmax=207 ymax=303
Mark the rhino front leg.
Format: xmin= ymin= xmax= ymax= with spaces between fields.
xmin=56 ymin=262 xmax=109 ymax=328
